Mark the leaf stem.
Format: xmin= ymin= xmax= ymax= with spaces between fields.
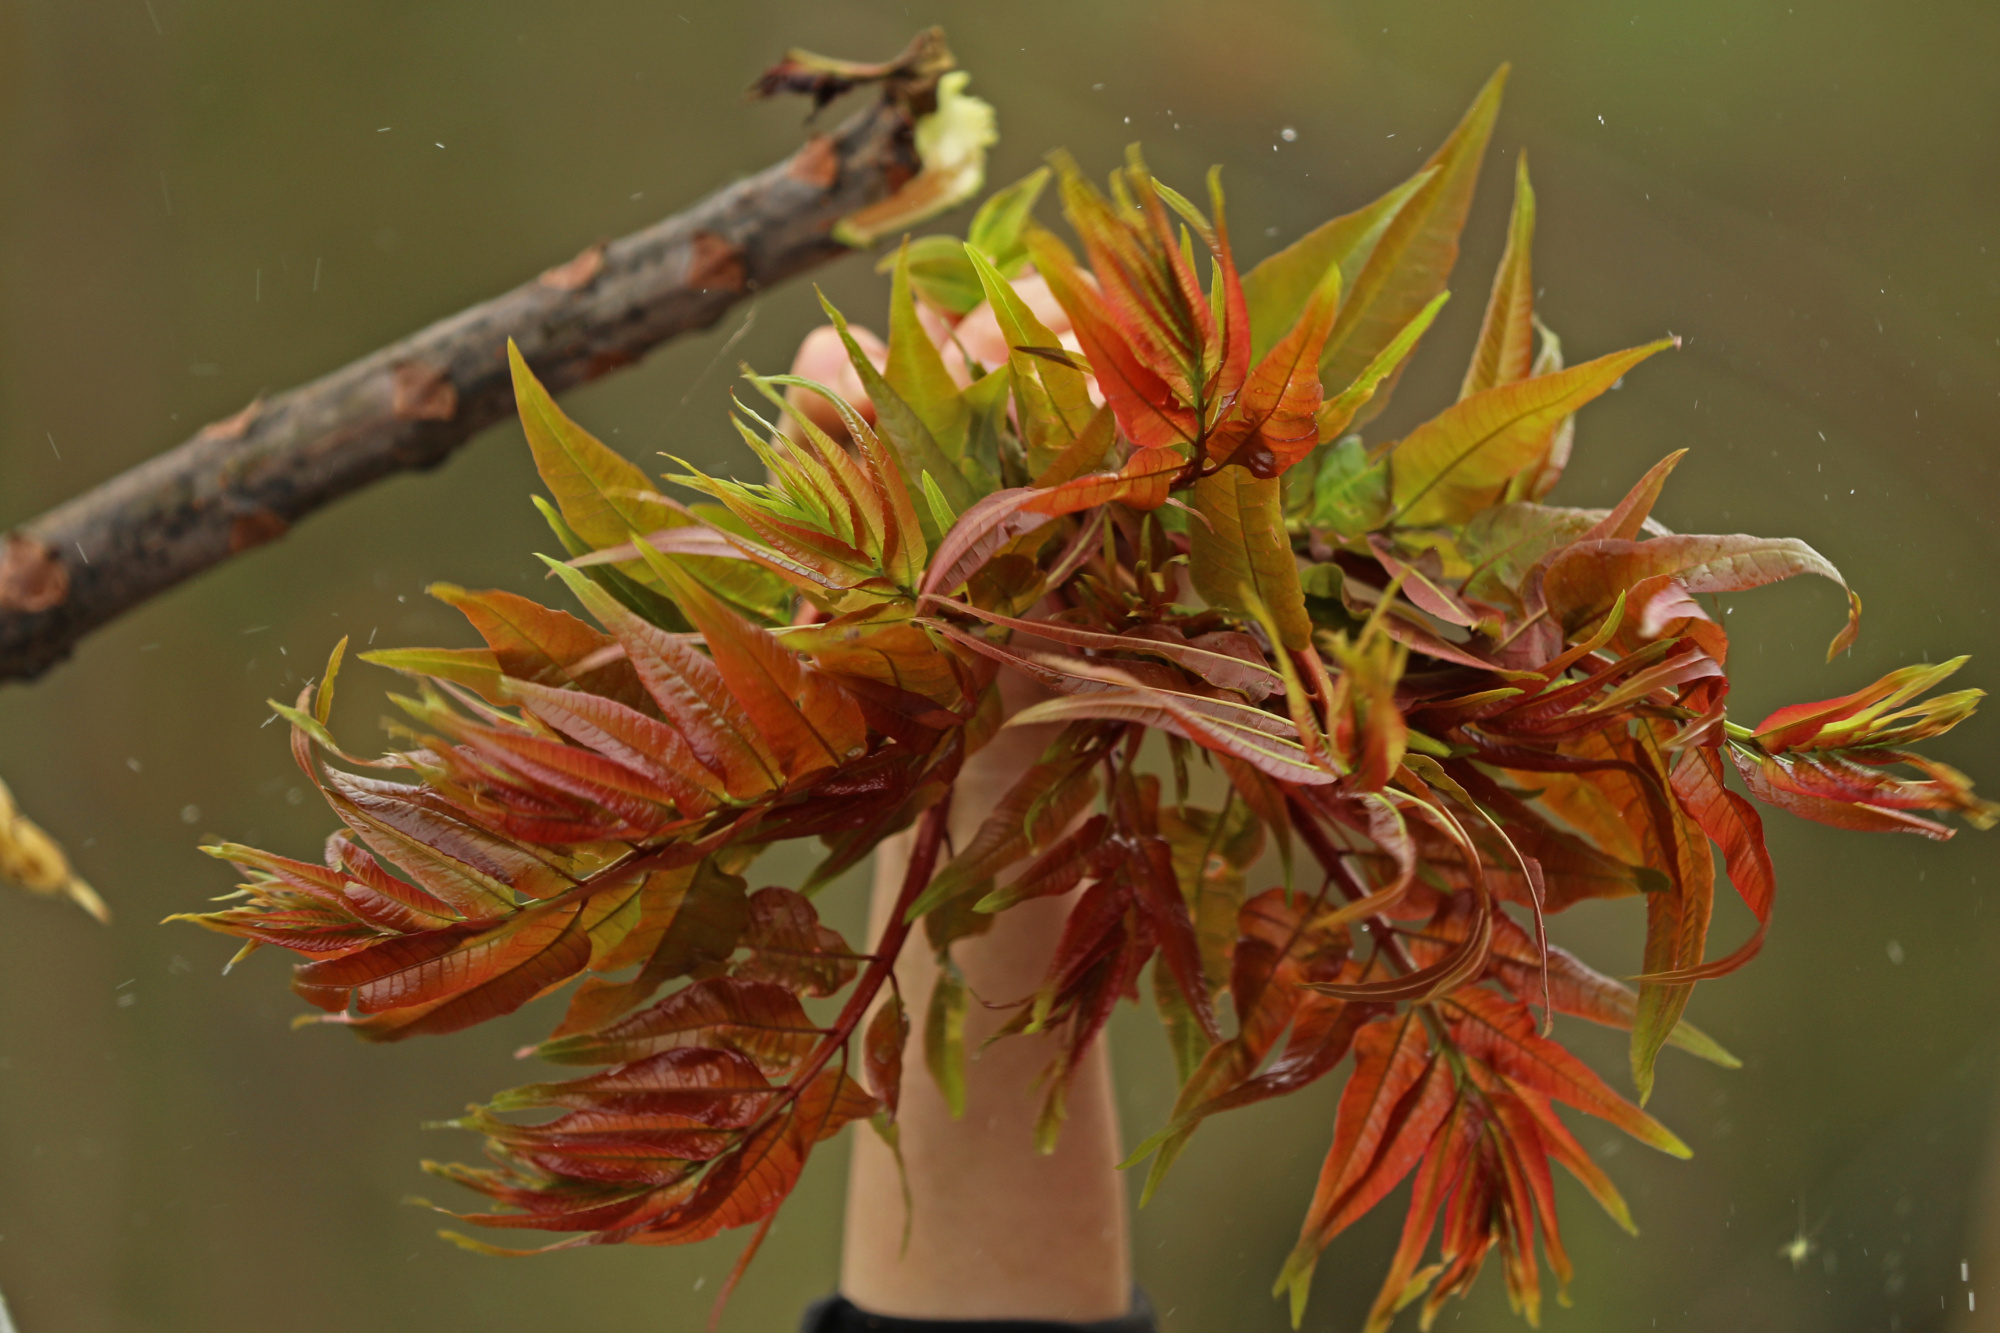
xmin=773 ymin=789 xmax=954 ymax=1121
xmin=676 ymin=790 xmax=955 ymax=1309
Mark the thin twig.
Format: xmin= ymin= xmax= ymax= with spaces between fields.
xmin=0 ymin=80 xmax=928 ymax=684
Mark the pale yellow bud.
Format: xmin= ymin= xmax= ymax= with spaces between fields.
xmin=0 ymin=776 xmax=109 ymax=923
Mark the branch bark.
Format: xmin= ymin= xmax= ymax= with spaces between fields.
xmin=0 ymin=84 xmax=924 ymax=684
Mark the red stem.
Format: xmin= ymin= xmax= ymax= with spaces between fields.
xmin=770 ymin=790 xmax=954 ymax=1120
xmin=696 ymin=791 xmax=956 ymax=1326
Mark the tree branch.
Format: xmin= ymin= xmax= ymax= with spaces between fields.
xmin=0 ymin=73 xmax=928 ymax=684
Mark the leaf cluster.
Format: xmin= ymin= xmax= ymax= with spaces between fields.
xmin=177 ymin=65 xmax=1993 ymax=1330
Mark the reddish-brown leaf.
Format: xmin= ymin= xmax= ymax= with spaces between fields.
xmin=491 ymin=1046 xmax=776 ymax=1124
xmin=1623 ymin=726 xmax=1715 ymax=1102
xmin=554 ymin=861 xmax=750 ymax=1037
xmin=1633 ymin=746 xmax=1776 ymax=983
xmin=1022 ymin=445 xmax=1184 ymax=515
xmin=1442 ymin=987 xmax=1688 ymax=1156
xmin=929 ymin=601 xmax=1282 ymax=700
xmin=1730 ymin=746 xmax=1958 ymax=840
xmin=431 ymin=583 xmax=653 ymax=713
xmin=424 ymin=719 xmax=683 ymax=832
xmin=1360 ymin=1091 xmax=1479 ymax=1333
xmin=1131 ymin=835 xmax=1220 ymax=1043
xmin=1274 ymin=1012 xmax=1450 ymax=1321
xmin=540 ymin=560 xmax=779 ymax=798
xmin=533 ymin=976 xmax=822 ymax=1077
xmin=908 ymin=743 xmax=1102 ymax=917
xmin=641 ymin=556 xmax=867 ymax=781
xmin=975 ymin=813 xmax=1106 ymax=913
xmin=1579 ymin=450 xmax=1685 ymax=544
xmin=505 ymin=678 xmax=724 ymax=812
xmin=1209 ymin=255 xmax=1341 ymax=477
xmin=1027 ymin=229 xmax=1199 ymax=451
xmin=1541 ymin=532 xmax=1861 ymax=660
xmin=1409 ymin=900 xmax=1739 ymax=1067
xmin=864 ymin=995 xmax=909 ymax=1122
xmin=920 ymin=487 xmax=1059 ymax=597
xmin=320 ymin=902 xmax=593 ymax=1041
xmin=733 ymin=887 xmax=859 ymax=998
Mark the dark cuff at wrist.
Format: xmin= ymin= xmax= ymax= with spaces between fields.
xmin=801 ymin=1289 xmax=1158 ymax=1333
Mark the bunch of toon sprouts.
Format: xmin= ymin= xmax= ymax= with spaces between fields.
xmin=179 ymin=67 xmax=1992 ymax=1329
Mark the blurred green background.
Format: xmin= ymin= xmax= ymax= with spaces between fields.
xmin=3 ymin=0 xmax=1998 ymax=1329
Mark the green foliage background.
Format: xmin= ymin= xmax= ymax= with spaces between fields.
xmin=2 ymin=1 xmax=1997 ymax=1329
